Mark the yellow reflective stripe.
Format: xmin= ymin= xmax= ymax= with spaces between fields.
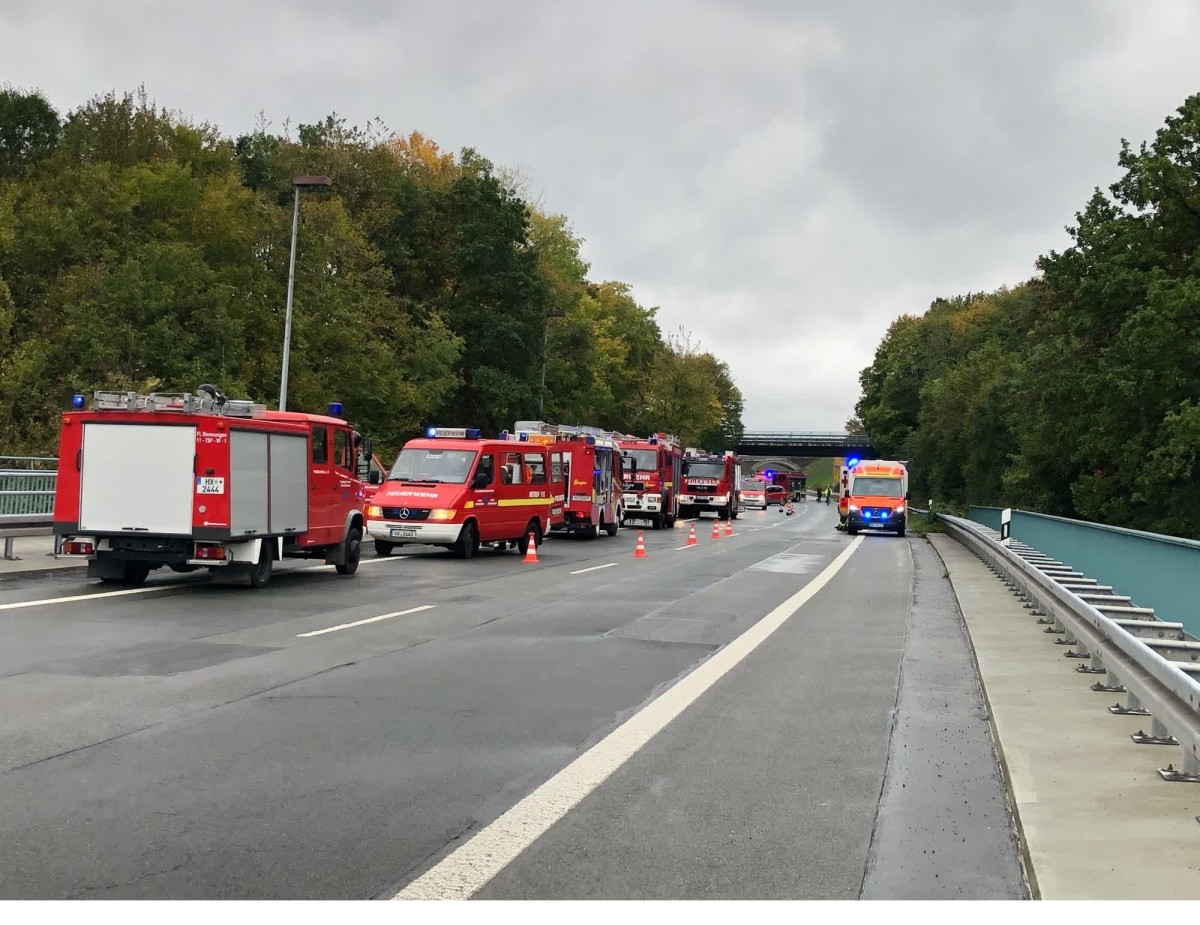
xmin=497 ymin=498 xmax=553 ymax=508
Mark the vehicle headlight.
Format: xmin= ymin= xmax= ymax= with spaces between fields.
xmin=367 ymin=505 xmax=383 ymax=518
xmin=894 ymin=504 xmax=905 ymax=513
xmin=429 ymin=509 xmax=457 ymax=521
xmin=849 ymin=504 xmax=859 ymax=512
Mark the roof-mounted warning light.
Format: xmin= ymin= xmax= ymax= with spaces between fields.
xmin=72 ymin=393 xmax=86 ymax=410
xmin=426 ymin=426 xmax=480 ymax=439
xmin=327 ymin=402 xmax=344 ymax=418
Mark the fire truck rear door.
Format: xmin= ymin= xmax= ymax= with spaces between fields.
xmin=79 ymin=422 xmax=195 ymax=535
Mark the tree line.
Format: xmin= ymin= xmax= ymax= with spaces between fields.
xmin=0 ymin=87 xmax=744 ymax=461
xmin=856 ymin=93 xmax=1200 ymax=538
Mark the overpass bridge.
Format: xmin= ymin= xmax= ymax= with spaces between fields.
xmin=734 ymin=431 xmax=876 ymax=459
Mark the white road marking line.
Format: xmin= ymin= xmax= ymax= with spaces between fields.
xmin=393 ymin=535 xmax=865 ymax=900
xmin=297 ymin=604 xmax=436 ymax=638
xmin=0 ymin=555 xmax=409 ymax=612
xmin=673 ymin=544 xmax=698 ymax=550
xmin=0 ymin=584 xmax=176 ymax=611
xmin=570 ymin=563 xmax=618 ymax=575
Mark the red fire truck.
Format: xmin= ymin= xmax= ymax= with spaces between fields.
xmin=616 ymin=432 xmax=683 ymax=530
xmin=678 ymin=450 xmax=742 ymax=520
xmin=509 ymin=421 xmax=622 ymax=538
xmin=53 ymin=386 xmax=370 ymax=588
xmin=760 ymin=468 xmax=808 ymax=500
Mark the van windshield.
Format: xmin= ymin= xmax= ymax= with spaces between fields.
xmin=741 ymin=479 xmax=766 ymax=491
xmin=852 ymin=476 xmax=903 ymax=498
xmin=390 ymin=448 xmax=478 ymax=484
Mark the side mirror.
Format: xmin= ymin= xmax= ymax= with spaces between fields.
xmin=905 ymin=491 xmax=911 ymax=501
xmin=472 ymin=471 xmax=491 ymax=490
xmin=369 ymin=470 xmax=383 ymax=485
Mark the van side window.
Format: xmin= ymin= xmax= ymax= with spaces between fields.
xmin=502 ymin=452 xmax=523 ymax=485
xmin=550 ymin=452 xmax=564 ymax=484
xmin=312 ymin=427 xmax=328 ymax=465
xmin=524 ymin=452 xmax=546 ymax=484
xmin=475 ymin=454 xmax=495 ymax=487
xmin=333 ymin=429 xmax=350 ymax=470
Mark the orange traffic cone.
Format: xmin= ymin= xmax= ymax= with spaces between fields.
xmin=687 ymin=524 xmax=698 ymax=546
xmin=725 ymin=519 xmax=734 ymax=537
xmin=523 ymin=533 xmax=539 ymax=564
xmin=711 ymin=521 xmax=721 ymax=539
xmin=634 ymin=530 xmax=647 ymax=558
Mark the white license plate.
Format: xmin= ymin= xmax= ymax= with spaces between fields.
xmin=389 ymin=528 xmax=417 ymax=538
xmin=196 ymin=477 xmax=225 ymax=494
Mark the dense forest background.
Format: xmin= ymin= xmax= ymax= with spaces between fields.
xmin=0 ymin=87 xmax=744 ymax=460
xmin=856 ymin=93 xmax=1200 ymax=537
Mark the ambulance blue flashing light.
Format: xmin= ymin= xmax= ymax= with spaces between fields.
xmin=327 ymin=402 xmax=343 ymax=417
xmin=846 ymin=456 xmax=861 ymax=468
xmin=72 ymin=393 xmax=87 ymax=410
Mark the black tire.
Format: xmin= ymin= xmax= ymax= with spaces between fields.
xmin=649 ymin=513 xmax=662 ymax=531
xmin=121 ymin=561 xmax=151 ymax=586
xmin=847 ymin=523 xmax=858 ymax=536
xmin=336 ymin=526 xmax=362 ymax=575
xmin=586 ymin=520 xmax=601 ymax=540
xmin=605 ymin=516 xmax=619 ymax=537
xmin=896 ymin=525 xmax=906 ymax=538
xmin=717 ymin=508 xmax=729 ymax=522
xmin=731 ymin=502 xmax=739 ymax=521
xmin=517 ymin=520 xmax=542 ymax=554
xmin=249 ymin=542 xmax=273 ymax=589
xmin=664 ymin=506 xmax=675 ymax=528
xmin=452 ymin=520 xmax=478 ymax=559
xmin=374 ymin=539 xmax=395 ymax=557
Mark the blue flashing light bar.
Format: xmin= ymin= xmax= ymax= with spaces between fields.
xmin=426 ymin=426 xmax=480 ymax=439
xmin=846 ymin=456 xmax=861 ymax=467
xmin=499 ymin=430 xmax=509 ymax=440
xmin=585 ymin=436 xmax=596 ymax=445
xmin=425 ymin=426 xmax=438 ymax=438
xmin=649 ymin=437 xmax=658 ymax=444
xmin=519 ymin=432 xmax=529 ymax=441
xmin=72 ymin=393 xmax=87 ymax=410
xmin=327 ymin=401 xmax=343 ymax=417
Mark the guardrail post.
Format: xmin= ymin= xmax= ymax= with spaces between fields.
xmin=2 ymin=536 xmax=15 ymax=561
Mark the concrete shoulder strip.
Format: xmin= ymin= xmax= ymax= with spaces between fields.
xmin=928 ymin=534 xmax=1200 ymax=900
xmin=393 ymin=536 xmax=865 ymax=900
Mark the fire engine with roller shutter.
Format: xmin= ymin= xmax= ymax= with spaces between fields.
xmin=52 ymin=386 xmax=371 ymax=588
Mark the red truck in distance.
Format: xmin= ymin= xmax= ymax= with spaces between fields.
xmin=678 ymin=451 xmax=742 ymax=521
xmin=617 ymin=432 xmax=683 ymax=530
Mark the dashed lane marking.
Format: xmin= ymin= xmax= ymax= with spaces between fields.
xmin=297 ymin=604 xmax=436 ymax=638
xmin=570 ymin=563 xmax=618 ymax=575
xmin=393 ymin=535 xmax=866 ymax=900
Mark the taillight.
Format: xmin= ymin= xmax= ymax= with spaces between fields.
xmin=194 ymin=544 xmax=227 ymax=560
xmin=64 ymin=540 xmax=94 ymax=555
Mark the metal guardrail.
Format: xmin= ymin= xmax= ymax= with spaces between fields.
xmin=968 ymin=506 xmax=1200 ymax=639
xmin=940 ymin=512 xmax=1200 ymax=785
xmin=0 ymin=456 xmax=57 ymax=558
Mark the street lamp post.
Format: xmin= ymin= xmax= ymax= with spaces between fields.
xmin=279 ymin=174 xmax=333 ymax=412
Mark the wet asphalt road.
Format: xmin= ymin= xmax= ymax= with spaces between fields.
xmin=0 ymin=502 xmax=1025 ymax=899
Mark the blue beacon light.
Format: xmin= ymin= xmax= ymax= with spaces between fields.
xmin=72 ymin=393 xmax=87 ymax=410
xmin=327 ymin=402 xmax=343 ymax=417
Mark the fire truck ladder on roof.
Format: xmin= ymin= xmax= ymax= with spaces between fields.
xmin=89 ymin=389 xmax=266 ymax=419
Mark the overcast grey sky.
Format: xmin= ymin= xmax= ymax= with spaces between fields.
xmin=4 ymin=1 xmax=1199 ymax=430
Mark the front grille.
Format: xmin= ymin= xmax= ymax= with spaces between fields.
xmin=382 ymin=507 xmax=432 ymax=521
xmin=861 ymin=507 xmax=895 ymax=520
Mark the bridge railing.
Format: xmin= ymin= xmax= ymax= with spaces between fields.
xmin=0 ymin=456 xmax=58 ymax=559
xmin=968 ymin=506 xmax=1200 ymax=639
xmin=939 ymin=511 xmax=1200 ymax=785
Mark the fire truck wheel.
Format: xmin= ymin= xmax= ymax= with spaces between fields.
xmin=731 ymin=504 xmax=739 ymax=521
xmin=374 ymin=539 xmax=395 ymax=557
xmin=453 ymin=521 xmax=478 ymax=559
xmin=517 ymin=520 xmax=541 ymax=555
xmin=248 ymin=543 xmax=273 ymax=589
xmin=337 ymin=526 xmax=363 ymax=574
xmin=605 ymin=517 xmax=619 ymax=537
xmin=717 ymin=508 xmax=729 ymax=522
xmin=115 ymin=561 xmax=150 ymax=586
